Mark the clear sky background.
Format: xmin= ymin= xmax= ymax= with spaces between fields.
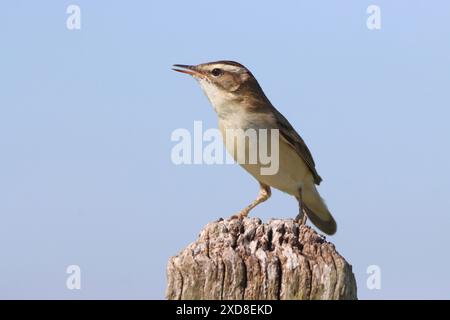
xmin=1 ymin=1 xmax=449 ymax=299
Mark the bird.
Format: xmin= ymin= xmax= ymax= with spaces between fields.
xmin=172 ymin=61 xmax=337 ymax=235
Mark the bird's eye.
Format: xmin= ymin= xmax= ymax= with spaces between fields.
xmin=211 ymin=68 xmax=223 ymax=77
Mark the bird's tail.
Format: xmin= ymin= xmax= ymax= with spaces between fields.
xmin=302 ymin=186 xmax=337 ymax=235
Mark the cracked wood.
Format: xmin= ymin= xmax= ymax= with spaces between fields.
xmin=166 ymin=217 xmax=357 ymax=300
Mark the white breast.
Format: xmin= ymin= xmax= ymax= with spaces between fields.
xmin=197 ymin=79 xmax=239 ymax=117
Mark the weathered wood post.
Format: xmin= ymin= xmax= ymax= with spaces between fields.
xmin=166 ymin=217 xmax=357 ymax=300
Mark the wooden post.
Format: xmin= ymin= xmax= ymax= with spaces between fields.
xmin=166 ymin=217 xmax=357 ymax=300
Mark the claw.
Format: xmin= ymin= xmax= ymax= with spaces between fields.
xmin=230 ymin=209 xmax=249 ymax=220
xmin=295 ymin=210 xmax=308 ymax=225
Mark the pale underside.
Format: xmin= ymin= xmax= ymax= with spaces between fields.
xmin=218 ymin=119 xmax=315 ymax=197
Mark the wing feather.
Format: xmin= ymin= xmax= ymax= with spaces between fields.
xmin=273 ymin=109 xmax=323 ymax=185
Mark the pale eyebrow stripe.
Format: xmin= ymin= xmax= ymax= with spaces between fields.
xmin=212 ymin=64 xmax=244 ymax=73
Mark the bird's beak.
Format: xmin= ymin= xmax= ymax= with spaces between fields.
xmin=172 ymin=64 xmax=203 ymax=77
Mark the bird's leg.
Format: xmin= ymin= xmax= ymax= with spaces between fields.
xmin=295 ymin=188 xmax=308 ymax=225
xmin=232 ymin=182 xmax=271 ymax=219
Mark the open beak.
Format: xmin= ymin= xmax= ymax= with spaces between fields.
xmin=172 ymin=64 xmax=203 ymax=77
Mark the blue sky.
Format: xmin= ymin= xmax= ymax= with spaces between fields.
xmin=0 ymin=1 xmax=449 ymax=299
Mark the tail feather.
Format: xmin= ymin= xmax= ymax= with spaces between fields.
xmin=302 ymin=187 xmax=337 ymax=235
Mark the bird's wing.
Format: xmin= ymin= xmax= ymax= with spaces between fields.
xmin=273 ymin=109 xmax=323 ymax=185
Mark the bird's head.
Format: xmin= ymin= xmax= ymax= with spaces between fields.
xmin=173 ymin=61 xmax=268 ymax=112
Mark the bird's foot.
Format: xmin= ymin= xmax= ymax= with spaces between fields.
xmin=295 ymin=212 xmax=308 ymax=226
xmin=230 ymin=209 xmax=250 ymax=220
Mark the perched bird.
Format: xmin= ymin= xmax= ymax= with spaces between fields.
xmin=173 ymin=61 xmax=337 ymax=235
